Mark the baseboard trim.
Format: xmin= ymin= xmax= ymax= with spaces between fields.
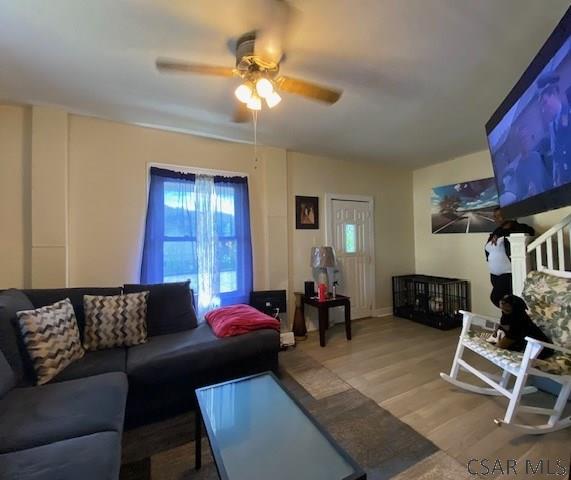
xmin=372 ymin=306 xmax=392 ymax=317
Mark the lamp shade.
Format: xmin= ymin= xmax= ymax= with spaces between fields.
xmin=311 ymin=246 xmax=336 ymax=269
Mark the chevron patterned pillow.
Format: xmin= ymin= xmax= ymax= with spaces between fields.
xmin=16 ymin=298 xmax=85 ymax=385
xmin=83 ymin=292 xmax=149 ymax=351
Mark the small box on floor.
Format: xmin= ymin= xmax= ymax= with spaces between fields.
xmin=280 ymin=331 xmax=295 ymax=347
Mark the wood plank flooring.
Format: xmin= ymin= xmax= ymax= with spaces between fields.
xmin=297 ymin=316 xmax=571 ymax=479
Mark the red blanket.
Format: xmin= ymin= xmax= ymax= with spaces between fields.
xmin=205 ymin=304 xmax=281 ymax=337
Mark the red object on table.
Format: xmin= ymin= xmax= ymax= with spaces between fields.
xmin=317 ymin=284 xmax=328 ymax=301
xmin=205 ymin=304 xmax=280 ymax=337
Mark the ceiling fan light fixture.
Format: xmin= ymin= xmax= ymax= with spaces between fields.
xmin=246 ymin=93 xmax=262 ymax=111
xmin=265 ymin=91 xmax=282 ymax=108
xmin=255 ymin=77 xmax=274 ymax=98
xmin=234 ymin=82 xmax=253 ymax=103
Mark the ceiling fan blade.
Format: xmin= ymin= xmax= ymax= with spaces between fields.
xmin=276 ymin=76 xmax=343 ymax=104
xmin=233 ymin=102 xmax=251 ymax=123
xmin=156 ymin=58 xmax=235 ymax=77
xmin=254 ymin=0 xmax=294 ymax=65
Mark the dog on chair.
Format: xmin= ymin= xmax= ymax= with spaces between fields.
xmin=486 ymin=294 xmax=554 ymax=360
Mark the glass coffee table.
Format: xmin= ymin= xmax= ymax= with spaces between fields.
xmin=195 ymin=372 xmax=366 ymax=480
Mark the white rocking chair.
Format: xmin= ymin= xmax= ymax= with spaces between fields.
xmin=441 ymin=308 xmax=571 ymax=435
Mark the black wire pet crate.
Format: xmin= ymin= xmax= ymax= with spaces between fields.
xmin=392 ymin=275 xmax=470 ymax=330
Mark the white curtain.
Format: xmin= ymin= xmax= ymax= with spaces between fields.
xmin=195 ymin=175 xmax=220 ymax=316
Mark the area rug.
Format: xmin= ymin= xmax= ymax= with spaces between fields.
xmin=120 ymin=349 xmax=446 ymax=480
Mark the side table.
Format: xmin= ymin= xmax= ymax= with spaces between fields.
xmin=299 ymin=294 xmax=351 ymax=347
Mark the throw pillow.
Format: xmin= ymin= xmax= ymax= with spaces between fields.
xmin=123 ymin=281 xmax=197 ymax=336
xmin=16 ymin=298 xmax=85 ymax=385
xmin=83 ymin=292 xmax=149 ymax=350
xmin=21 ymin=287 xmax=122 ymax=339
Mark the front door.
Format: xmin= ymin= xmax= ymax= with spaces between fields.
xmin=331 ymin=198 xmax=374 ymax=319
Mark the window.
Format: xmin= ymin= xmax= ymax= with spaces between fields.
xmin=345 ymin=224 xmax=357 ymax=253
xmin=163 ymin=180 xmax=197 ymax=286
xmin=141 ymin=167 xmax=252 ymax=315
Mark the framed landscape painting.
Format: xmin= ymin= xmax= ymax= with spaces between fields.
xmin=431 ymin=178 xmax=499 ymax=234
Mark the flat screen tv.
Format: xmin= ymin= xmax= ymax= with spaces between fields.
xmin=486 ymin=6 xmax=571 ymax=218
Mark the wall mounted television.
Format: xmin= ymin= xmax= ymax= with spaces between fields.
xmin=486 ymin=6 xmax=571 ymax=218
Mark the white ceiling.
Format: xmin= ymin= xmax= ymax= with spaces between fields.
xmin=1 ymin=0 xmax=569 ymax=167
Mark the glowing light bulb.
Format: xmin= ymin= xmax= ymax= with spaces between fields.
xmin=256 ymin=78 xmax=274 ymax=98
xmin=246 ymin=94 xmax=262 ymax=111
xmin=234 ymin=83 xmax=253 ymax=103
xmin=265 ymin=91 xmax=282 ymax=108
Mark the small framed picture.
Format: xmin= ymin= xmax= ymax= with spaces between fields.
xmin=296 ymin=196 xmax=319 ymax=230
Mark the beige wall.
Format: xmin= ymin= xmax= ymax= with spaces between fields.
xmin=0 ymin=105 xmax=31 ymax=288
xmin=413 ymin=149 xmax=571 ymax=317
xmin=0 ymin=107 xmax=289 ymax=292
xmin=31 ymin=106 xmax=69 ymax=287
xmin=1 ymin=105 xmax=414 ymax=331
xmin=287 ymin=151 xmax=415 ymax=321
xmin=67 ymin=115 xmax=285 ymax=289
xmin=6 ymin=103 xmax=571 ymax=326
xmin=68 ymin=119 xmax=414 ymax=325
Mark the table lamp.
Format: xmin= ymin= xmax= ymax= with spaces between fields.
xmin=311 ymin=246 xmax=336 ymax=293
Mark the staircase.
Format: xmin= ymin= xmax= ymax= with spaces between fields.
xmin=511 ymin=212 xmax=571 ymax=296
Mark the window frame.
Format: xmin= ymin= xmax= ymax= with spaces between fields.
xmin=146 ymin=163 xmax=250 ymax=303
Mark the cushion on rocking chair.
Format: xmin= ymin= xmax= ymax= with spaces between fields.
xmin=464 ymin=332 xmax=524 ymax=373
xmin=522 ymin=271 xmax=571 ymax=349
xmin=534 ymin=354 xmax=571 ymax=376
xmin=465 ymin=331 xmax=571 ymax=376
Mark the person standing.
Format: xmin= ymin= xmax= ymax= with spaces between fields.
xmin=485 ymin=208 xmax=535 ymax=307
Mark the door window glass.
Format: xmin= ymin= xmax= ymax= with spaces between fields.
xmin=345 ymin=224 xmax=357 ymax=253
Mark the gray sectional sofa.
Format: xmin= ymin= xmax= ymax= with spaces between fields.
xmin=0 ymin=286 xmax=280 ymax=480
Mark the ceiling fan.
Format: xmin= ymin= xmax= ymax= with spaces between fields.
xmin=155 ymin=0 xmax=343 ymax=123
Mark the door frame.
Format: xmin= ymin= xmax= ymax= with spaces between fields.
xmin=324 ymin=193 xmax=376 ymax=315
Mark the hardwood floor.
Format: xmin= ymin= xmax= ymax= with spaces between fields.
xmin=297 ymin=316 xmax=571 ymax=479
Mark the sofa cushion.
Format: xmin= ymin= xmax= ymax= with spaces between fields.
xmin=126 ymin=322 xmax=280 ymax=384
xmin=50 ymin=347 xmax=127 ymax=383
xmin=124 ymin=281 xmax=197 ymax=336
xmin=16 ymin=299 xmax=85 ymax=385
xmin=0 ymin=431 xmax=121 ymax=480
xmin=83 ymin=293 xmax=149 ymax=351
xmin=21 ymin=287 xmax=122 ymax=338
xmin=0 ymin=372 xmax=127 ymax=453
xmin=0 ymin=350 xmax=15 ymax=398
xmin=0 ymin=289 xmax=35 ymax=386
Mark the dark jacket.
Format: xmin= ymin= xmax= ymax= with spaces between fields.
xmin=485 ymin=220 xmax=535 ymax=263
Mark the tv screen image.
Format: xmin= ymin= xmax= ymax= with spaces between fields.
xmin=486 ymin=6 xmax=571 ymax=217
